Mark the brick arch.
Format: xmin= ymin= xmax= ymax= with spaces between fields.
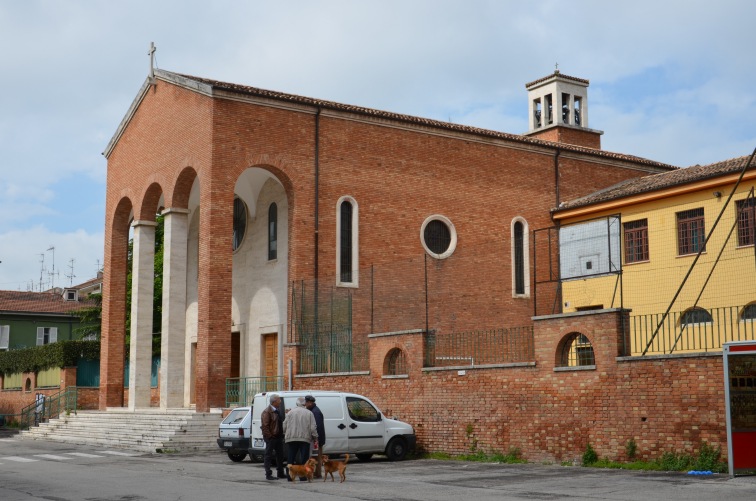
xmin=239 ymin=153 xmax=296 ymax=203
xmin=137 ymin=182 xmax=164 ymax=221
xmin=100 ymin=195 xmax=134 ymax=409
xmin=170 ymin=166 xmax=199 ymax=210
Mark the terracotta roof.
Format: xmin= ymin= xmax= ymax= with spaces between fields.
xmin=525 ymin=71 xmax=590 ymax=88
xmin=0 ymin=290 xmax=96 ymax=315
xmin=70 ymin=274 xmax=102 ymax=291
xmin=157 ymin=70 xmax=674 ymax=171
xmin=554 ymin=154 xmax=756 ymax=213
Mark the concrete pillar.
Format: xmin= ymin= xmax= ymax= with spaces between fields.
xmin=129 ymin=220 xmax=156 ymax=410
xmin=160 ymin=208 xmax=189 ymax=409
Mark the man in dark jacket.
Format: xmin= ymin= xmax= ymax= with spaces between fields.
xmin=304 ymin=395 xmax=326 ymax=478
xmin=261 ymin=394 xmax=287 ymax=480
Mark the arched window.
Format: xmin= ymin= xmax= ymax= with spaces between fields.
xmin=742 ymin=303 xmax=756 ymax=321
xmin=232 ymin=197 xmax=247 ymax=252
xmin=268 ymin=203 xmax=277 ymax=260
xmin=384 ymin=348 xmax=407 ymax=376
xmin=680 ymin=307 xmax=712 ymax=326
xmin=511 ymin=217 xmax=530 ymax=298
xmin=337 ymin=196 xmax=359 ymax=286
xmin=557 ymin=332 xmax=595 ymax=368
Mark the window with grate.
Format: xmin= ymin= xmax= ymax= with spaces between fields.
xmin=232 ymin=197 xmax=247 ymax=252
xmin=558 ymin=332 xmax=595 ymax=368
xmin=514 ymin=221 xmax=525 ymax=294
xmin=737 ymin=198 xmax=756 ymax=247
xmin=624 ymin=219 xmax=649 ymax=263
xmin=424 ymin=220 xmax=451 ymax=254
xmin=268 ymin=203 xmax=277 ymax=260
xmin=680 ymin=307 xmax=712 ymax=326
xmin=340 ymin=201 xmax=353 ymax=283
xmin=676 ymin=208 xmax=705 ymax=255
xmin=385 ymin=348 xmax=407 ymax=376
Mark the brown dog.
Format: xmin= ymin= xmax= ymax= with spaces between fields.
xmin=322 ymin=453 xmax=349 ymax=483
xmin=287 ymin=458 xmax=317 ymax=482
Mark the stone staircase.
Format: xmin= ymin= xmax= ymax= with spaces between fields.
xmin=19 ymin=408 xmax=223 ymax=454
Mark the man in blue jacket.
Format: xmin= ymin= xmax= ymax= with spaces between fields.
xmin=304 ymin=395 xmax=326 ymax=478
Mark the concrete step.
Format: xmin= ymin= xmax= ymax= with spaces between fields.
xmin=19 ymin=409 xmax=222 ymax=453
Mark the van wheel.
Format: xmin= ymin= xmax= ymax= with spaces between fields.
xmin=385 ymin=437 xmax=407 ymax=461
xmin=227 ymin=451 xmax=247 ymax=462
xmin=356 ymin=453 xmax=373 ymax=462
xmin=249 ymin=453 xmax=263 ymax=463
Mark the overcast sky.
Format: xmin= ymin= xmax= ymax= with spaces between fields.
xmin=1 ymin=0 xmax=755 ymax=292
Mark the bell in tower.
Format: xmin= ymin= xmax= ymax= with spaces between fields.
xmin=524 ymin=69 xmax=603 ymax=149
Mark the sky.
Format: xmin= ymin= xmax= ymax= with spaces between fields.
xmin=1 ymin=0 xmax=755 ymax=292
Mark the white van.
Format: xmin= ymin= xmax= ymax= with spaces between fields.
xmin=218 ymin=390 xmax=416 ymax=462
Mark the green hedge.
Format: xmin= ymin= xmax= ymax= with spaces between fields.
xmin=0 ymin=340 xmax=100 ymax=375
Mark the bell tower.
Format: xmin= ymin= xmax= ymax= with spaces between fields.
xmin=524 ymin=70 xmax=603 ymax=149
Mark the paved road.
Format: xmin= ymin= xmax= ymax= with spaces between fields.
xmin=2 ymin=435 xmax=756 ymax=500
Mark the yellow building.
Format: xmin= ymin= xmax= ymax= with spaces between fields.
xmin=552 ymin=155 xmax=756 ymax=355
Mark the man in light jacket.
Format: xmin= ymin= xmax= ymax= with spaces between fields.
xmin=283 ymin=396 xmax=318 ymax=472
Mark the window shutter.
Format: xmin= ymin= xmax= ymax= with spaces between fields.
xmin=50 ymin=327 xmax=58 ymax=343
xmin=0 ymin=325 xmax=9 ymax=349
xmin=37 ymin=327 xmax=44 ymax=345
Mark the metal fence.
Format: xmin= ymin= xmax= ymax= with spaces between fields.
xmin=19 ymin=386 xmax=78 ymax=429
xmin=298 ymin=341 xmax=369 ymax=375
xmin=423 ymin=326 xmax=535 ymax=368
xmin=225 ymin=376 xmax=284 ymax=408
xmin=630 ymin=305 xmax=756 ymax=356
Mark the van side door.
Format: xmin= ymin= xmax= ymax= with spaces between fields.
xmin=317 ymin=395 xmax=348 ymax=454
xmin=345 ymin=396 xmax=385 ymax=453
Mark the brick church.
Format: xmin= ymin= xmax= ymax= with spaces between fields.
xmin=101 ymin=68 xmax=673 ymax=413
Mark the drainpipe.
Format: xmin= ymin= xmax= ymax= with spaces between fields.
xmin=314 ymin=108 xmax=321 ymax=341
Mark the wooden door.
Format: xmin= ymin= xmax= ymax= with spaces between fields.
xmin=263 ymin=333 xmax=278 ymax=391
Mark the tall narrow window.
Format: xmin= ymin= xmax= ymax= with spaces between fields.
xmin=737 ymin=198 xmax=756 ymax=247
xmin=232 ymin=197 xmax=247 ymax=252
xmin=268 ymin=203 xmax=277 ymax=260
xmin=336 ymin=197 xmax=359 ymax=286
xmin=511 ymin=217 xmax=530 ymax=298
xmin=624 ymin=219 xmax=649 ymax=263
xmin=677 ymin=208 xmax=705 ymax=255
xmin=514 ymin=222 xmax=525 ymax=294
xmin=340 ymin=202 xmax=353 ymax=282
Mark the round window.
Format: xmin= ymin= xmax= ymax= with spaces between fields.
xmin=232 ymin=197 xmax=247 ymax=251
xmin=420 ymin=215 xmax=457 ymax=259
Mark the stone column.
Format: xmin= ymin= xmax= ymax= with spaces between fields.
xmin=129 ymin=220 xmax=156 ymax=410
xmin=160 ymin=208 xmax=189 ymax=409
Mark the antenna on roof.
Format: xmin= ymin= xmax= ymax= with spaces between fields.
xmin=38 ymin=253 xmax=46 ymax=292
xmin=66 ymin=259 xmax=76 ymax=287
xmin=148 ymin=42 xmax=157 ymax=86
xmin=47 ymin=246 xmax=58 ymax=290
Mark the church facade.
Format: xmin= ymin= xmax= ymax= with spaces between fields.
xmin=101 ymin=69 xmax=673 ymax=412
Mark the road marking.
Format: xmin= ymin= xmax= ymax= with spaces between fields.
xmin=101 ymin=450 xmax=140 ymax=456
xmin=2 ymin=456 xmax=38 ymax=462
xmin=67 ymin=452 xmax=104 ymax=458
xmin=34 ymin=454 xmax=72 ymax=461
xmin=0 ymin=438 xmax=18 ymax=442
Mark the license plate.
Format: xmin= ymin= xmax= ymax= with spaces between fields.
xmin=254 ymin=438 xmax=264 ymax=447
xmin=224 ymin=441 xmax=232 ymax=447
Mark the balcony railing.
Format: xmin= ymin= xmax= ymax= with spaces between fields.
xmin=630 ymin=305 xmax=756 ymax=356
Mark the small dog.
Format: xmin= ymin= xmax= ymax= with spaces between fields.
xmin=287 ymin=458 xmax=317 ymax=482
xmin=322 ymin=453 xmax=349 ymax=483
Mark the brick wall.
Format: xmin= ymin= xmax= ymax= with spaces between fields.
xmin=286 ymin=310 xmax=727 ymax=463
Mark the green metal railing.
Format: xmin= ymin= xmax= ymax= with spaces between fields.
xmin=19 ymin=387 xmax=78 ymax=429
xmin=225 ymin=376 xmax=284 ymax=408
xmin=298 ymin=341 xmax=369 ymax=374
xmin=424 ymin=326 xmax=535 ymax=367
